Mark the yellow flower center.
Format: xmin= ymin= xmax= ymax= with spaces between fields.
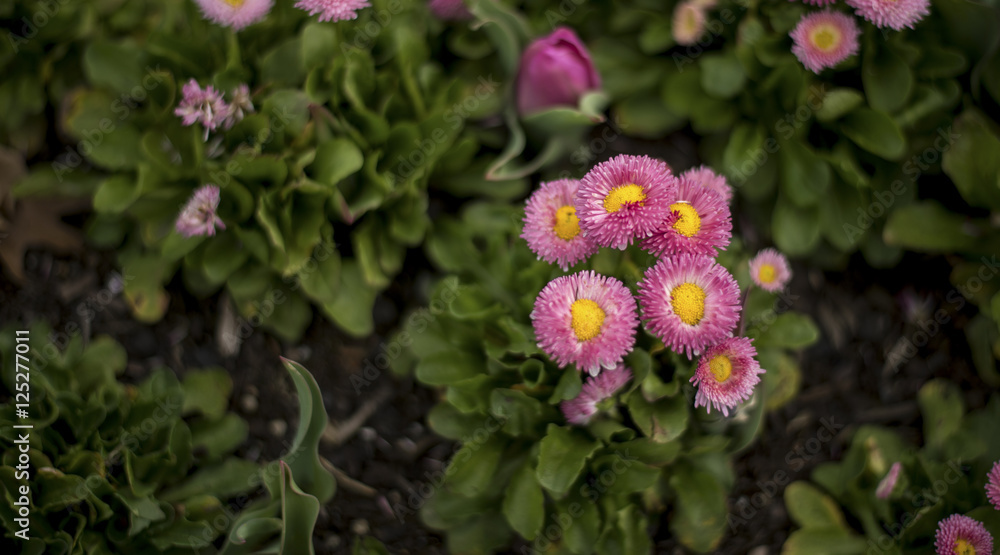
xmin=809 ymin=24 xmax=841 ymax=53
xmin=670 ymin=282 xmax=706 ymax=326
xmin=570 ymin=299 xmax=605 ymax=342
xmin=955 ymin=539 xmax=975 ymax=555
xmin=682 ymin=7 xmax=699 ymax=33
xmin=709 ymin=355 xmax=732 ymax=383
xmin=603 ymin=184 xmax=646 ymax=213
xmin=758 ymin=263 xmax=776 ymax=284
xmin=671 ymin=202 xmax=701 ymax=238
xmin=553 ymin=205 xmax=581 ymax=241
xmin=224 ymin=0 xmax=246 ymax=6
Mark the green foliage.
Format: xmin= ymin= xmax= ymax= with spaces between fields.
xmin=0 ymin=324 xmax=257 ymax=553
xmin=9 ymin=0 xmax=521 ymax=341
xmin=395 ymin=201 xmax=819 ymax=553
xmin=784 ymin=380 xmax=1000 ymax=554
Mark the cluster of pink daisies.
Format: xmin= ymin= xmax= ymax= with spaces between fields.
xmin=789 ymin=0 xmax=929 ymax=74
xmin=874 ymin=457 xmax=1000 ymax=554
xmin=522 ymin=154 xmax=792 ymax=425
xmin=192 ymin=0 xmax=370 ymax=30
xmin=174 ymin=80 xmax=254 ymax=141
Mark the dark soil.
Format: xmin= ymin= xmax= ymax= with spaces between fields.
xmin=1 ymin=237 xmax=990 ymax=555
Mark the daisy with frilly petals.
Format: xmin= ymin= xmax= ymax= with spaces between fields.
xmin=224 ymin=84 xmax=255 ymax=129
xmin=561 ymin=364 xmax=633 ymax=425
xmin=682 ymin=165 xmax=733 ymax=204
xmin=876 ymin=462 xmax=902 ymax=500
xmin=522 ymin=179 xmax=599 ymax=271
xmin=790 ymin=11 xmax=861 ymax=74
xmin=531 ymin=271 xmax=639 ymax=376
xmin=295 ymin=0 xmax=370 ymax=22
xmin=576 ymin=155 xmax=677 ymax=250
xmin=194 ymin=0 xmax=273 ymax=30
xmin=749 ymin=248 xmax=792 ymax=292
xmin=846 ymin=0 xmax=928 ymax=30
xmin=690 ymin=337 xmax=763 ymax=416
xmin=638 ymin=254 xmax=741 ymax=358
xmin=176 ymin=185 xmax=226 ymax=238
xmin=672 ymin=0 xmax=707 ymax=46
xmin=175 ymin=80 xmax=230 ymax=141
xmin=642 ymin=175 xmax=731 ymax=257
xmin=934 ymin=514 xmax=993 ymax=555
xmin=987 ymin=460 xmax=1000 ymax=511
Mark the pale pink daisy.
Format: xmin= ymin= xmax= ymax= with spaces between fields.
xmin=428 ymin=0 xmax=472 ymax=20
xmin=846 ymin=0 xmax=929 ymax=30
xmin=174 ymin=80 xmax=230 ymax=141
xmin=642 ymin=176 xmax=732 ymax=257
xmin=690 ymin=337 xmax=763 ymax=416
xmin=749 ymin=248 xmax=792 ymax=292
xmin=987 ymin=460 xmax=1000 ymax=511
xmin=681 ymin=165 xmax=733 ymax=204
xmin=576 ymin=154 xmax=678 ymax=250
xmin=224 ymin=84 xmax=255 ymax=129
xmin=790 ymin=11 xmax=861 ymax=74
xmin=876 ymin=462 xmax=902 ymax=500
xmin=531 ymin=271 xmax=639 ymax=376
xmin=934 ymin=514 xmax=993 ymax=555
xmin=638 ymin=254 xmax=742 ymax=358
xmin=295 ymin=0 xmax=370 ymax=22
xmin=672 ymin=1 xmax=707 ymax=47
xmin=560 ymin=364 xmax=633 ymax=425
xmin=522 ymin=179 xmax=599 ymax=271
xmin=176 ymin=185 xmax=226 ymax=238
xmin=194 ymin=0 xmax=273 ymax=30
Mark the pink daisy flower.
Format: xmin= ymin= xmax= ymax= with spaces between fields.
xmin=576 ymin=155 xmax=678 ymax=250
xmin=987 ymin=460 xmax=1000 ymax=511
xmin=934 ymin=514 xmax=993 ymax=555
xmin=690 ymin=337 xmax=763 ymax=416
xmin=749 ymin=248 xmax=792 ymax=292
xmin=295 ymin=0 xmax=370 ymax=22
xmin=846 ymin=0 xmax=929 ymax=30
xmin=174 ymin=80 xmax=230 ymax=141
xmin=638 ymin=254 xmax=742 ymax=358
xmin=642 ymin=175 xmax=732 ymax=257
xmin=194 ymin=0 xmax=273 ymax=30
xmin=522 ymin=179 xmax=599 ymax=271
xmin=429 ymin=0 xmax=472 ymax=20
xmin=681 ymin=165 xmax=733 ymax=205
xmin=876 ymin=462 xmax=902 ymax=500
xmin=176 ymin=185 xmax=226 ymax=238
xmin=672 ymin=1 xmax=707 ymax=47
xmin=224 ymin=84 xmax=255 ymax=129
xmin=531 ymin=271 xmax=639 ymax=376
xmin=790 ymin=11 xmax=861 ymax=74
xmin=560 ymin=364 xmax=633 ymax=425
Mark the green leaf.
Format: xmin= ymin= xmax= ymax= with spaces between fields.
xmin=320 ymin=261 xmax=376 ymax=337
xmin=883 ymin=201 xmax=978 ymax=252
xmin=626 ymin=391 xmax=689 ymax=443
xmin=816 ymin=88 xmax=864 ymax=123
xmin=281 ymin=359 xmax=337 ymax=504
xmin=93 ymin=176 xmax=140 ymax=214
xmin=669 ymin=462 xmax=728 ymax=553
xmin=278 ymin=461 xmax=321 ymax=555
xmin=416 ymin=351 xmax=484 ymax=386
xmin=83 ymin=40 xmax=148 ymax=96
xmin=782 ymin=528 xmax=867 ymax=555
xmin=862 ymin=39 xmax=913 ymax=114
xmin=502 ymin=459 xmax=544 ymax=540
xmin=181 ymin=368 xmax=232 ymax=420
xmin=780 ymin=141 xmax=831 ymax=207
xmin=772 ymin=197 xmax=820 ymax=256
xmin=191 ymin=413 xmax=250 ymax=461
xmin=446 ymin=436 xmax=506 ymax=497
xmin=160 ymin=458 xmax=260 ymax=503
xmin=784 ymin=482 xmax=848 ymax=529
xmin=536 ymin=424 xmax=601 ymax=495
xmin=748 ymin=313 xmax=820 ymax=349
xmin=942 ymin=109 xmax=1000 ymax=211
xmin=840 ymin=108 xmax=905 ymax=160
xmin=309 ymin=138 xmax=364 ymax=189
xmin=917 ymin=379 xmax=964 ymax=453
xmin=701 ymin=51 xmax=747 ymax=99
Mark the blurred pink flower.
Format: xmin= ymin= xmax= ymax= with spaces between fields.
xmin=672 ymin=1 xmax=707 ymax=46
xmin=295 ymin=0 xmax=370 ymax=22
xmin=224 ymin=84 xmax=255 ymax=129
xmin=790 ymin=10 xmax=860 ymax=74
xmin=176 ymin=185 xmax=226 ymax=238
xmin=428 ymin=0 xmax=471 ymax=21
xmin=846 ymin=0 xmax=929 ymax=30
xmin=174 ymin=79 xmax=230 ymax=141
xmin=194 ymin=0 xmax=273 ymax=30
xmin=516 ymin=27 xmax=601 ymax=116
xmin=876 ymin=462 xmax=902 ymax=499
xmin=560 ymin=364 xmax=632 ymax=425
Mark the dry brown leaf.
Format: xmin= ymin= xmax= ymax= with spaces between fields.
xmin=0 ymin=197 xmax=89 ymax=283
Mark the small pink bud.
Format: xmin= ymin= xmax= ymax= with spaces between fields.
xmin=516 ymin=27 xmax=601 ymax=117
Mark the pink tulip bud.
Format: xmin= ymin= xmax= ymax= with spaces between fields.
xmin=428 ymin=0 xmax=471 ymax=21
xmin=516 ymin=27 xmax=601 ymax=116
